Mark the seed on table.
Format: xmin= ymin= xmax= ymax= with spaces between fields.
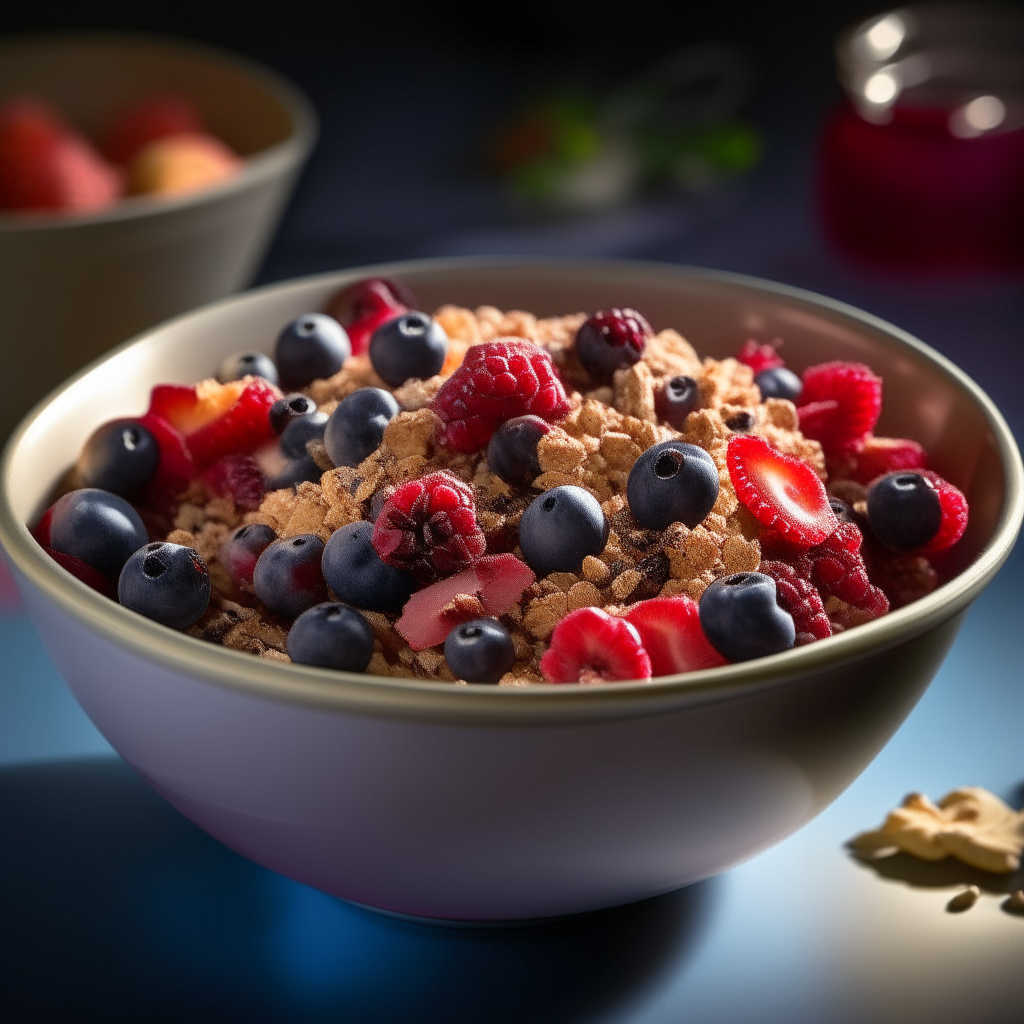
xmin=946 ymin=886 xmax=980 ymax=912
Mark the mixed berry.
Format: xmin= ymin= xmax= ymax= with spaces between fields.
xmin=32 ymin=278 xmax=970 ymax=685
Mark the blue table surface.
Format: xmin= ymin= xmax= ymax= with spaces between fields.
xmin=2 ymin=28 xmax=1024 ymax=1023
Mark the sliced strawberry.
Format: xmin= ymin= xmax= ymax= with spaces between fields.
xmin=395 ymin=554 xmax=535 ymax=650
xmin=737 ymin=339 xmax=784 ymax=374
xmin=138 ymin=412 xmax=194 ymax=499
xmin=728 ymin=434 xmax=838 ymax=547
xmin=186 ymin=378 xmax=278 ymax=469
xmin=539 ymin=607 xmax=652 ymax=684
xmin=45 ymin=547 xmax=116 ymax=599
xmin=624 ymin=596 xmax=727 ymax=676
xmin=147 ymin=379 xmax=248 ymax=436
xmin=203 ymin=454 xmax=265 ymax=511
xmin=846 ymin=436 xmax=927 ymax=485
xmin=916 ymin=470 xmax=968 ymax=554
xmin=797 ymin=361 xmax=882 ymax=450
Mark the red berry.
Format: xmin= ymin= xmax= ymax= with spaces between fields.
xmin=0 ymin=98 xmax=121 ymax=213
xmin=372 ymin=471 xmax=487 ymax=583
xmin=432 ymin=340 xmax=571 ymax=453
xmin=798 ymin=361 xmax=882 ymax=450
xmin=809 ymin=522 xmax=889 ymax=617
xmin=728 ymin=434 xmax=838 ymax=547
xmin=100 ymin=93 xmax=203 ymax=165
xmin=760 ymin=560 xmax=832 ymax=645
xmin=185 ymin=379 xmax=279 ymax=469
xmin=395 ymin=553 xmax=535 ymax=650
xmin=539 ymin=607 xmax=652 ymax=684
xmin=575 ymin=307 xmax=651 ymax=382
xmin=45 ymin=546 xmax=117 ymax=598
xmin=737 ymin=339 xmax=784 ymax=374
xmin=623 ymin=596 xmax=727 ymax=676
xmin=203 ymin=454 xmax=266 ymax=511
xmin=137 ymin=412 xmax=194 ymax=499
xmin=916 ymin=470 xmax=968 ymax=553
xmin=845 ymin=435 xmax=927 ymax=485
xmin=325 ymin=278 xmax=410 ymax=356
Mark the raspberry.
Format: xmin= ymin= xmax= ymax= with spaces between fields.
xmin=431 ymin=340 xmax=571 ymax=453
xmin=575 ymin=307 xmax=651 ymax=382
xmin=916 ymin=470 xmax=969 ymax=553
xmin=760 ymin=560 xmax=832 ymax=645
xmin=737 ymin=339 xmax=784 ymax=374
xmin=809 ymin=523 xmax=889 ymax=618
xmin=203 ymin=454 xmax=265 ymax=511
xmin=845 ymin=435 xmax=928 ymax=485
xmin=372 ymin=471 xmax=487 ymax=583
xmin=539 ymin=607 xmax=652 ymax=684
xmin=623 ymin=596 xmax=727 ymax=675
xmin=395 ymin=553 xmax=535 ymax=650
xmin=797 ymin=361 xmax=882 ymax=451
xmin=727 ymin=434 xmax=838 ymax=547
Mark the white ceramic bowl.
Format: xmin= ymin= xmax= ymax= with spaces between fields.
xmin=0 ymin=32 xmax=317 ymax=440
xmin=1 ymin=258 xmax=1021 ymax=922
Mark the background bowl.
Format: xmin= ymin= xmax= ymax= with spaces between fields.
xmin=0 ymin=32 xmax=317 ymax=442
xmin=1 ymin=258 xmax=1020 ymax=922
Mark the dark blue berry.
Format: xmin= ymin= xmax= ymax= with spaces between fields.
xmin=626 ymin=441 xmax=719 ymax=531
xmin=270 ymin=394 xmax=317 ymax=435
xmin=118 ymin=542 xmax=211 ymax=629
xmin=279 ymin=410 xmax=328 ymax=459
xmin=444 ymin=617 xmax=515 ymax=683
xmin=487 ymin=415 xmax=550 ymax=488
xmin=287 ymin=602 xmax=375 ymax=672
xmin=48 ymin=488 xmax=148 ymax=579
xmin=368 ymin=312 xmax=448 ymax=387
xmin=655 ymin=375 xmax=699 ymax=429
xmin=519 ymin=485 xmax=609 ymax=577
xmin=321 ymin=521 xmax=415 ymax=614
xmin=253 ymin=534 xmax=328 ymax=619
xmin=275 ymin=313 xmax=350 ymax=390
xmin=217 ymin=351 xmax=280 ymax=386
xmin=866 ymin=472 xmax=941 ymax=549
xmin=755 ymin=366 xmax=803 ymax=402
xmin=77 ymin=419 xmax=159 ymax=497
xmin=575 ymin=308 xmax=651 ymax=383
xmin=698 ymin=572 xmax=795 ymax=662
xmin=323 ymin=387 xmax=399 ymax=467
xmin=221 ymin=523 xmax=277 ymax=592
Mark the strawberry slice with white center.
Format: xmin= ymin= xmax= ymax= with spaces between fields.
xmin=624 ymin=597 xmax=727 ymax=676
xmin=539 ymin=607 xmax=652 ymax=684
xmin=396 ymin=554 xmax=535 ymax=650
xmin=727 ymin=434 xmax=837 ymax=547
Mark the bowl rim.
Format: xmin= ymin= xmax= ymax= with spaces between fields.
xmin=1 ymin=256 xmax=1021 ymax=726
xmin=0 ymin=30 xmax=319 ymax=233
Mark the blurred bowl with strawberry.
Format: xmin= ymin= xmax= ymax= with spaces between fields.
xmin=0 ymin=258 xmax=1020 ymax=922
xmin=0 ymin=33 xmax=316 ymax=441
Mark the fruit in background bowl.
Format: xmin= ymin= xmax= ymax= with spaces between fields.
xmin=0 ymin=90 xmax=241 ymax=214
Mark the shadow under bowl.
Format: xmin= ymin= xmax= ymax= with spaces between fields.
xmin=0 ymin=258 xmax=1020 ymax=921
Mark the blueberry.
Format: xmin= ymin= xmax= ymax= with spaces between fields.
xmin=656 ymin=375 xmax=699 ymax=429
xmin=221 ymin=523 xmax=277 ymax=592
xmin=322 ymin=521 xmax=415 ymax=614
xmin=698 ymin=572 xmax=795 ymax=662
xmin=77 ymin=419 xmax=159 ymax=497
xmin=755 ymin=366 xmax=803 ymax=402
xmin=270 ymin=394 xmax=317 ymax=435
xmin=444 ymin=617 xmax=515 ymax=683
xmin=368 ymin=312 xmax=448 ymax=387
xmin=866 ymin=472 xmax=942 ymax=549
xmin=287 ymin=602 xmax=375 ymax=672
xmin=279 ymin=410 xmax=328 ymax=459
xmin=626 ymin=441 xmax=719 ymax=531
xmin=118 ymin=542 xmax=211 ymax=629
xmin=253 ymin=534 xmax=328 ymax=619
xmin=275 ymin=313 xmax=350 ymax=390
xmin=519 ymin=486 xmax=609 ymax=577
xmin=264 ymin=455 xmax=324 ymax=491
xmin=48 ymin=488 xmax=149 ymax=579
xmin=217 ymin=351 xmax=280 ymax=386
xmin=487 ymin=415 xmax=550 ymax=488
xmin=323 ymin=387 xmax=400 ymax=468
